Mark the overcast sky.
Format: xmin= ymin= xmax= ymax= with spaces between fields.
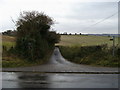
xmin=0 ymin=0 xmax=119 ymax=34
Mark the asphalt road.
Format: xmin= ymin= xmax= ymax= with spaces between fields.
xmin=2 ymin=47 xmax=118 ymax=73
xmin=2 ymin=72 xmax=118 ymax=88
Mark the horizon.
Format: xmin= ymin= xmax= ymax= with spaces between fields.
xmin=1 ymin=28 xmax=119 ymax=34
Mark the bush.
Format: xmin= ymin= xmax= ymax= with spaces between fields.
xmin=15 ymin=11 xmax=60 ymax=61
xmin=59 ymin=44 xmax=119 ymax=67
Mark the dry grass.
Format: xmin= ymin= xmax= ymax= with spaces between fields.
xmin=2 ymin=35 xmax=16 ymax=42
xmin=56 ymin=35 xmax=118 ymax=47
xmin=1 ymin=35 xmax=16 ymax=50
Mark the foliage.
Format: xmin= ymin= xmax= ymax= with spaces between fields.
xmin=2 ymin=41 xmax=53 ymax=68
xmin=2 ymin=50 xmax=52 ymax=68
xmin=59 ymin=44 xmax=119 ymax=67
xmin=15 ymin=11 xmax=60 ymax=61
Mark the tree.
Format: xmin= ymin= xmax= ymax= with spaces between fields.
xmin=63 ymin=32 xmax=67 ymax=35
xmin=75 ymin=33 xmax=77 ymax=35
xmin=15 ymin=11 xmax=60 ymax=61
xmin=47 ymin=31 xmax=61 ymax=44
xmin=2 ymin=30 xmax=17 ymax=36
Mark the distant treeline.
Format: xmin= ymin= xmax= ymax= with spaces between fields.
xmin=2 ymin=30 xmax=17 ymax=36
xmin=86 ymin=34 xmax=120 ymax=37
xmin=60 ymin=32 xmax=82 ymax=35
xmin=59 ymin=32 xmax=119 ymax=37
xmin=3 ymin=30 xmax=119 ymax=37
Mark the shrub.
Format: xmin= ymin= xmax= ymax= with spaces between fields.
xmin=59 ymin=44 xmax=119 ymax=67
xmin=15 ymin=11 xmax=60 ymax=61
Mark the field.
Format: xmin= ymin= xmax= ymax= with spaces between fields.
xmin=1 ymin=35 xmax=119 ymax=48
xmin=56 ymin=35 xmax=118 ymax=47
xmin=1 ymin=35 xmax=119 ymax=67
xmin=2 ymin=35 xmax=16 ymax=50
xmin=56 ymin=35 xmax=119 ymax=67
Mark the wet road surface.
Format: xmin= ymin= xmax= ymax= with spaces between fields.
xmin=2 ymin=47 xmax=119 ymax=88
xmin=2 ymin=72 xmax=118 ymax=88
xmin=2 ymin=47 xmax=118 ymax=73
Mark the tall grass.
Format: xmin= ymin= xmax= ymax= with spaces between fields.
xmin=2 ymin=42 xmax=15 ymax=50
xmin=2 ymin=35 xmax=53 ymax=68
xmin=2 ymin=47 xmax=53 ymax=68
xmin=59 ymin=44 xmax=119 ymax=67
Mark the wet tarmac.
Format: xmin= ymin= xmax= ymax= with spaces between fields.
xmin=2 ymin=47 xmax=119 ymax=88
xmin=2 ymin=47 xmax=118 ymax=73
xmin=2 ymin=72 xmax=118 ymax=88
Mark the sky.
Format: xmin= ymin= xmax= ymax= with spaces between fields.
xmin=0 ymin=0 xmax=119 ymax=34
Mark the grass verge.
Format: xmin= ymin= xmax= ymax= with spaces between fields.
xmin=2 ymin=50 xmax=53 ymax=68
xmin=2 ymin=35 xmax=53 ymax=68
xmin=59 ymin=45 xmax=120 ymax=67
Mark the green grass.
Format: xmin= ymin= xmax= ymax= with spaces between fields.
xmin=56 ymin=35 xmax=118 ymax=47
xmin=2 ymin=35 xmax=119 ymax=67
xmin=1 ymin=35 xmax=16 ymax=50
xmin=57 ymin=35 xmax=119 ymax=67
xmin=59 ymin=45 xmax=119 ymax=67
xmin=2 ymin=57 xmax=44 ymax=68
xmin=2 ymin=41 xmax=16 ymax=50
xmin=2 ymin=50 xmax=53 ymax=68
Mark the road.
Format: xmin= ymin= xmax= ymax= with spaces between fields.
xmin=2 ymin=47 xmax=119 ymax=88
xmin=2 ymin=72 xmax=118 ymax=88
xmin=2 ymin=47 xmax=118 ymax=73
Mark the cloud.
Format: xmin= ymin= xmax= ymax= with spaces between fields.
xmin=54 ymin=2 xmax=118 ymax=34
xmin=0 ymin=0 xmax=118 ymax=34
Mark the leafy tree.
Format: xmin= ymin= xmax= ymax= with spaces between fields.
xmin=15 ymin=11 xmax=60 ymax=61
xmin=47 ymin=31 xmax=61 ymax=44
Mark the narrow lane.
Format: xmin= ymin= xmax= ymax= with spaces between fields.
xmin=2 ymin=47 xmax=118 ymax=73
xmin=2 ymin=47 xmax=119 ymax=88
